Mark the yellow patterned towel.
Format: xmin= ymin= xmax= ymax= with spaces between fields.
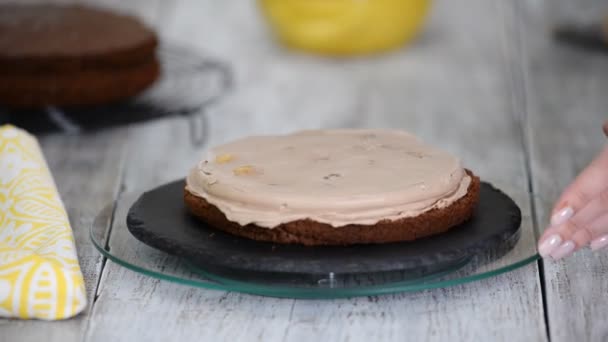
xmin=0 ymin=125 xmax=86 ymax=320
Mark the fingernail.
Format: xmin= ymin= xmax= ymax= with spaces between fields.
xmin=590 ymin=235 xmax=608 ymax=251
xmin=550 ymin=241 xmax=576 ymax=260
xmin=538 ymin=234 xmax=562 ymax=257
xmin=550 ymin=207 xmax=574 ymax=226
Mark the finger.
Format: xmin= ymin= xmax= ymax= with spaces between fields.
xmin=538 ymin=225 xmax=563 ymax=257
xmin=540 ymin=169 xmax=608 ymax=249
xmin=554 ymin=188 xmax=608 ymax=247
xmin=538 ymin=145 xmax=608 ymax=257
xmin=549 ymin=206 xmax=608 ymax=260
xmin=588 ymin=212 xmax=608 ymax=251
xmin=549 ymin=145 xmax=608 ymax=226
xmin=559 ymin=212 xmax=608 ymax=255
xmin=549 ymin=240 xmax=576 ymax=260
xmin=603 ymin=121 xmax=608 ymax=137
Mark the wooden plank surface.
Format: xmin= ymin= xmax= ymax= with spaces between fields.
xmin=521 ymin=0 xmax=608 ymax=341
xmin=83 ymin=0 xmax=546 ymax=341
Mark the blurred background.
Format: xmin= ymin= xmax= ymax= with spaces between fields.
xmin=1 ymin=0 xmax=607 ymax=192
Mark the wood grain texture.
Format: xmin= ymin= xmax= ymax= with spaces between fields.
xmin=83 ymin=0 xmax=546 ymax=341
xmin=520 ymin=0 xmax=608 ymax=341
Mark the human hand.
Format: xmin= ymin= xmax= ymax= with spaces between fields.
xmin=537 ymin=121 xmax=608 ymax=260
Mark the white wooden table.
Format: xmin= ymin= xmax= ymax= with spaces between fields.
xmin=2 ymin=0 xmax=608 ymax=341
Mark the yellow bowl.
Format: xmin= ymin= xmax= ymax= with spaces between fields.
xmin=258 ymin=0 xmax=431 ymax=56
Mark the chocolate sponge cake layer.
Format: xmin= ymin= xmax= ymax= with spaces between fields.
xmin=0 ymin=59 xmax=160 ymax=108
xmin=0 ymin=4 xmax=158 ymax=73
xmin=184 ymin=171 xmax=480 ymax=246
xmin=0 ymin=4 xmax=159 ymax=108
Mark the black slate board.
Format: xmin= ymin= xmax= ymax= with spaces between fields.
xmin=126 ymin=180 xmax=521 ymax=285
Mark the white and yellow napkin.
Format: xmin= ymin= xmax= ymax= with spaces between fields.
xmin=0 ymin=125 xmax=86 ymax=320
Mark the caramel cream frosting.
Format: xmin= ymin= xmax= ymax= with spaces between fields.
xmin=186 ymin=129 xmax=471 ymax=228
